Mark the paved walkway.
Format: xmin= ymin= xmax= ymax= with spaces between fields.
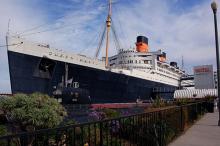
xmin=169 ymin=111 xmax=220 ymax=146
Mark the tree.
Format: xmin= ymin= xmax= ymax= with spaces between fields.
xmin=0 ymin=93 xmax=67 ymax=132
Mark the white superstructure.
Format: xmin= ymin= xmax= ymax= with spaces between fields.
xmin=109 ymin=49 xmax=185 ymax=86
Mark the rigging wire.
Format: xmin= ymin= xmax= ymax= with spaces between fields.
xmin=78 ymin=22 xmax=106 ymax=55
xmin=93 ymin=18 xmax=121 ymax=59
xmin=18 ymin=21 xmax=84 ymax=37
xmin=17 ymin=14 xmax=71 ymax=35
xmin=111 ymin=31 xmax=119 ymax=55
xmin=93 ymin=0 xmax=123 ymax=58
xmin=113 ymin=4 xmax=129 ymax=47
xmin=0 ymin=42 xmax=23 ymax=48
xmin=11 ymin=1 xmax=123 ymax=59
xmin=93 ymin=13 xmax=123 ymax=58
xmin=111 ymin=19 xmax=121 ymax=51
xmin=17 ymin=2 xmax=109 ymax=36
xmin=95 ymin=25 xmax=106 ymax=58
xmin=18 ymin=23 xmax=51 ymax=35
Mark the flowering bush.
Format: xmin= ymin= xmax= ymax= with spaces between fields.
xmin=120 ymin=110 xmax=130 ymax=116
xmin=89 ymin=111 xmax=106 ymax=121
xmin=89 ymin=108 xmax=120 ymax=121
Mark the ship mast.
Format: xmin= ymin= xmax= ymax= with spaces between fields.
xmin=105 ymin=0 xmax=112 ymax=68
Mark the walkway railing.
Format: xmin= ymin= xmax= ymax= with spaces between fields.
xmin=0 ymin=101 xmax=212 ymax=146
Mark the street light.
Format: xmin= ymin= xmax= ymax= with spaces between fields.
xmin=211 ymin=1 xmax=220 ymax=126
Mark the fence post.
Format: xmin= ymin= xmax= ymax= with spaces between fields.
xmin=159 ymin=110 xmax=163 ymax=146
xmin=195 ymin=103 xmax=198 ymax=120
xmin=199 ymin=102 xmax=201 ymax=116
xmin=180 ymin=106 xmax=184 ymax=132
xmin=99 ymin=122 xmax=103 ymax=146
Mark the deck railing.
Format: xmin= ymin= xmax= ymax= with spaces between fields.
xmin=0 ymin=100 xmax=212 ymax=146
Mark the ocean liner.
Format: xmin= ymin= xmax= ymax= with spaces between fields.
xmin=6 ymin=0 xmax=185 ymax=104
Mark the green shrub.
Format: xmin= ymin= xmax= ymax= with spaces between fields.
xmin=0 ymin=93 xmax=67 ymax=131
xmin=204 ymin=95 xmax=216 ymax=101
xmin=0 ymin=125 xmax=8 ymax=146
xmin=102 ymin=108 xmax=120 ymax=119
xmin=175 ymin=98 xmax=191 ymax=106
xmin=152 ymin=97 xmax=166 ymax=108
xmin=0 ymin=93 xmax=67 ymax=146
xmin=62 ymin=119 xmax=77 ymax=126
xmin=0 ymin=125 xmax=7 ymax=136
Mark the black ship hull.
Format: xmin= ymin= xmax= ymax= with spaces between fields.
xmin=8 ymin=51 xmax=177 ymax=104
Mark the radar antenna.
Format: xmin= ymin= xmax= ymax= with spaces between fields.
xmin=7 ymin=19 xmax=11 ymax=35
xmin=181 ymin=55 xmax=184 ymax=70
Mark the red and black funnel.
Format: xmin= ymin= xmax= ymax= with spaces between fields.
xmin=136 ymin=36 xmax=149 ymax=53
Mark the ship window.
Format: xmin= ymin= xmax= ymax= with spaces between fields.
xmin=138 ymin=55 xmax=148 ymax=57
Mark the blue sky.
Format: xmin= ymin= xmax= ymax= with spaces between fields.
xmin=0 ymin=0 xmax=218 ymax=92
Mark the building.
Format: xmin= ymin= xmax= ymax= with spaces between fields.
xmin=194 ymin=65 xmax=214 ymax=89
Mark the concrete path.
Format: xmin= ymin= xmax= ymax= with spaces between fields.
xmin=169 ymin=111 xmax=220 ymax=146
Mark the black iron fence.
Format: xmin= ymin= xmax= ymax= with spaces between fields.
xmin=0 ymin=101 xmax=212 ymax=146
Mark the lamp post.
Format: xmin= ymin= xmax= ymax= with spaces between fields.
xmin=211 ymin=1 xmax=220 ymax=126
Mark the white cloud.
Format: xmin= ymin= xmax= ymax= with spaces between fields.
xmin=112 ymin=0 xmax=217 ymax=73
xmin=0 ymin=0 xmax=47 ymax=93
xmin=0 ymin=0 xmax=219 ymax=92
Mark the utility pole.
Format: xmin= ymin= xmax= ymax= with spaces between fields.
xmin=211 ymin=1 xmax=220 ymax=126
